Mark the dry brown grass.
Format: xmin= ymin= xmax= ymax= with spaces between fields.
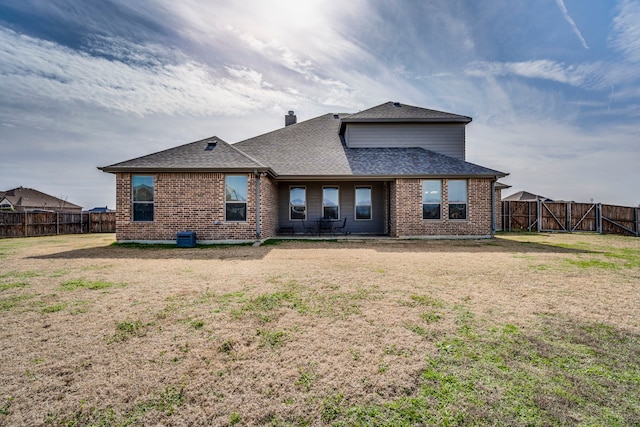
xmin=0 ymin=233 xmax=638 ymax=425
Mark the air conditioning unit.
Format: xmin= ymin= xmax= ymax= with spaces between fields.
xmin=176 ymin=231 xmax=196 ymax=247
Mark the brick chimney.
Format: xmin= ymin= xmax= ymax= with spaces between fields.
xmin=285 ymin=110 xmax=297 ymax=126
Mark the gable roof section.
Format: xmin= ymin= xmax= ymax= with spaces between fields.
xmin=99 ymin=137 xmax=268 ymax=173
xmin=339 ymin=102 xmax=471 ymax=134
xmin=100 ymin=102 xmax=507 ymax=179
xmin=235 ymin=113 xmax=505 ymax=178
xmin=234 ymin=113 xmax=352 ymax=176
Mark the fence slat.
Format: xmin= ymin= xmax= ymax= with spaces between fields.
xmin=0 ymin=211 xmax=115 ymax=238
xmin=501 ymin=201 xmax=638 ymax=237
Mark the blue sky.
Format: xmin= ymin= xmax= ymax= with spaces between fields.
xmin=1 ymin=0 xmax=639 ymax=209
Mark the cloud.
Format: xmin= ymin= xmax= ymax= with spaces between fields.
xmin=609 ymin=0 xmax=640 ymax=63
xmin=555 ymin=0 xmax=589 ymax=49
xmin=465 ymin=59 xmax=600 ymax=87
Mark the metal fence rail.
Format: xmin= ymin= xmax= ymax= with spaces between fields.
xmin=502 ymin=201 xmax=639 ymax=237
xmin=0 ymin=211 xmax=116 ymax=238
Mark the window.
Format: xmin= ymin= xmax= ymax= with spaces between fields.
xmin=132 ymin=175 xmax=154 ymax=222
xmin=448 ymin=180 xmax=467 ymax=220
xmin=290 ymin=187 xmax=306 ymax=220
xmin=323 ymin=187 xmax=339 ymax=219
xmin=225 ymin=175 xmax=247 ymax=221
xmin=355 ymin=187 xmax=372 ymax=220
xmin=422 ymin=180 xmax=441 ymax=220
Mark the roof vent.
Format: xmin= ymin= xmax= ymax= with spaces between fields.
xmin=333 ymin=114 xmax=339 ymax=119
xmin=393 ymin=102 xmax=401 ymax=107
xmin=205 ymin=141 xmax=217 ymax=151
xmin=285 ymin=111 xmax=297 ymax=126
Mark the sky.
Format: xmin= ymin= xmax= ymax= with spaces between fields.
xmin=1 ymin=0 xmax=639 ymax=209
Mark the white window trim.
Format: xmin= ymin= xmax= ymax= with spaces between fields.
xmin=322 ymin=186 xmax=340 ymax=220
xmin=422 ymin=179 xmax=442 ymax=221
xmin=447 ymin=179 xmax=468 ymax=221
xmin=132 ymin=175 xmax=154 ymax=222
xmin=354 ymin=186 xmax=372 ymax=221
xmin=289 ymin=185 xmax=307 ymax=221
xmin=225 ymin=175 xmax=248 ymax=222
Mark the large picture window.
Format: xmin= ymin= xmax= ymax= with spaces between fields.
xmin=422 ymin=180 xmax=441 ymax=220
xmin=132 ymin=175 xmax=154 ymax=222
xmin=448 ymin=180 xmax=467 ymax=220
xmin=323 ymin=187 xmax=339 ymax=219
xmin=355 ymin=187 xmax=372 ymax=220
xmin=290 ymin=187 xmax=306 ymax=220
xmin=225 ymin=175 xmax=247 ymax=221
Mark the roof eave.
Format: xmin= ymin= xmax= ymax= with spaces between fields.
xmin=339 ymin=117 xmax=472 ymax=134
xmin=273 ymin=172 xmax=508 ymax=181
xmin=98 ymin=166 xmax=274 ymax=175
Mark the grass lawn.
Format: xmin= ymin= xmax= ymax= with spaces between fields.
xmin=0 ymin=232 xmax=638 ymax=426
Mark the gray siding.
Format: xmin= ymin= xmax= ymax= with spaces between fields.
xmin=345 ymin=123 xmax=465 ymax=160
xmin=278 ymin=181 xmax=387 ymax=235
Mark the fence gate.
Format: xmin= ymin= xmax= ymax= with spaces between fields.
xmin=502 ymin=201 xmax=639 ymax=237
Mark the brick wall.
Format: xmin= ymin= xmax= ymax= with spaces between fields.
xmin=391 ymin=178 xmax=494 ymax=237
xmin=115 ymin=172 xmax=258 ymax=241
xmin=259 ymin=175 xmax=278 ymax=239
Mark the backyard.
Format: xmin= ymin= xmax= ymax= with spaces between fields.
xmin=0 ymin=233 xmax=639 ymax=426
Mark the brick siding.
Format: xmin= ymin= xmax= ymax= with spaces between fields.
xmin=115 ymin=172 xmax=259 ymax=241
xmin=391 ymin=178 xmax=494 ymax=237
xmin=258 ymin=175 xmax=278 ymax=239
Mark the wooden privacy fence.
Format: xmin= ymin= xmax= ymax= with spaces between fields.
xmin=502 ymin=201 xmax=639 ymax=237
xmin=0 ymin=211 xmax=116 ymax=238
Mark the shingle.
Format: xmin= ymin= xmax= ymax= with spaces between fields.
xmin=100 ymin=102 xmax=506 ymax=179
xmin=344 ymin=147 xmax=505 ymax=176
xmin=100 ymin=137 xmax=266 ymax=172
xmin=234 ymin=113 xmax=353 ymax=175
xmin=342 ymin=101 xmax=472 ymax=122
xmin=235 ymin=112 xmax=505 ymax=178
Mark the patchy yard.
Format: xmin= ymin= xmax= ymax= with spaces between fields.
xmin=0 ymin=233 xmax=639 ymax=426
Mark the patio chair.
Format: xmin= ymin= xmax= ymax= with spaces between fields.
xmin=301 ymin=219 xmax=316 ymax=235
xmin=318 ymin=217 xmax=333 ymax=236
xmin=332 ymin=217 xmax=347 ymax=234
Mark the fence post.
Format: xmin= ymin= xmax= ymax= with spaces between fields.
xmin=24 ymin=212 xmax=27 ymax=237
xmin=597 ymin=203 xmax=602 ymax=234
xmin=567 ymin=202 xmax=571 ymax=233
xmin=536 ymin=199 xmax=541 ymax=232
xmin=56 ymin=212 xmax=59 ymax=235
xmin=635 ymin=207 xmax=639 ymax=237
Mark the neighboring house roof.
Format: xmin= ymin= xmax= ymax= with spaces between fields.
xmin=502 ymin=191 xmax=552 ymax=201
xmin=0 ymin=187 xmax=82 ymax=210
xmin=100 ymin=137 xmax=268 ymax=173
xmin=87 ymin=206 xmax=113 ymax=212
xmin=100 ymin=102 xmax=507 ymax=180
xmin=495 ymin=181 xmax=511 ymax=190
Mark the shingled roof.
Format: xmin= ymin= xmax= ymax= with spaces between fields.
xmin=100 ymin=102 xmax=506 ymax=179
xmin=99 ymin=137 xmax=267 ymax=173
xmin=0 ymin=187 xmax=82 ymax=210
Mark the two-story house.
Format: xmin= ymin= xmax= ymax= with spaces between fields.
xmin=99 ymin=102 xmax=508 ymax=242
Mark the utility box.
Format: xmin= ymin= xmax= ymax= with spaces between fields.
xmin=176 ymin=231 xmax=197 ymax=247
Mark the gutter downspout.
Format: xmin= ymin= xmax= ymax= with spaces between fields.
xmin=254 ymin=171 xmax=261 ymax=239
xmin=491 ymin=179 xmax=496 ymax=235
